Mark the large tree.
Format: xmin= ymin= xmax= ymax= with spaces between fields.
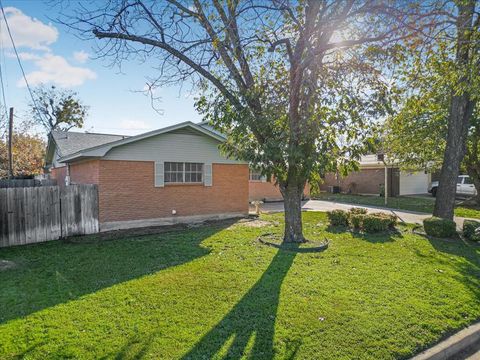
xmin=386 ymin=90 xmax=480 ymax=204
xmin=63 ymin=0 xmax=434 ymax=242
xmin=385 ymin=1 xmax=480 ymax=214
xmin=30 ymin=85 xmax=88 ymax=133
xmin=432 ymin=0 xmax=479 ymax=219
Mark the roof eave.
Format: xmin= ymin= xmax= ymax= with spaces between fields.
xmin=59 ymin=154 xmax=102 ymax=163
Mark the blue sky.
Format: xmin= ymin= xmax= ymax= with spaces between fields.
xmin=1 ymin=0 xmax=201 ymax=136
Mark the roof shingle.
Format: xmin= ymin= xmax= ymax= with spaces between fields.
xmin=51 ymin=131 xmax=128 ymax=157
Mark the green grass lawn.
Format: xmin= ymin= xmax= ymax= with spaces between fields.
xmin=316 ymin=192 xmax=480 ymax=219
xmin=0 ymin=212 xmax=479 ymax=359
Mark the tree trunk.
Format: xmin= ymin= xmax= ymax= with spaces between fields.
xmin=433 ymin=96 xmax=473 ymax=219
xmin=280 ymin=181 xmax=305 ymax=243
xmin=432 ymin=0 xmax=476 ymax=220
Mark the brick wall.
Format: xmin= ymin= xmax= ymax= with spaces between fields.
xmin=70 ymin=160 xmax=100 ymax=185
xmin=97 ymin=160 xmax=249 ymax=223
xmin=249 ymin=178 xmax=310 ymax=202
xmin=249 ymin=180 xmax=282 ymax=201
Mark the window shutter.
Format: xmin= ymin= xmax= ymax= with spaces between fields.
xmin=155 ymin=162 xmax=164 ymax=187
xmin=261 ymin=175 xmax=267 ymax=183
xmin=204 ymin=164 xmax=212 ymax=186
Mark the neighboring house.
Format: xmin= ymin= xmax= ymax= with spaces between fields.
xmin=45 ymin=122 xmax=249 ymax=231
xmin=319 ymin=154 xmax=431 ymax=196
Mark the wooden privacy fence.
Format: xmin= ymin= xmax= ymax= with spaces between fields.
xmin=0 ymin=179 xmax=57 ymax=188
xmin=0 ymin=184 xmax=99 ymax=248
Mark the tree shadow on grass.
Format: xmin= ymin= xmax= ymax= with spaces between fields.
xmin=418 ymin=233 xmax=480 ymax=297
xmin=181 ymin=246 xmax=300 ymax=360
xmin=0 ymin=220 xmax=236 ymax=324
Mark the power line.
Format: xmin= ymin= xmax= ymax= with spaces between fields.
xmin=0 ymin=8 xmax=8 ymax=139
xmin=0 ymin=0 xmax=45 ymax=125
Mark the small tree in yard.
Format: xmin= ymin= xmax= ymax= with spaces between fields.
xmin=30 ymin=85 xmax=88 ymax=132
xmin=62 ymin=1 xmax=432 ymax=242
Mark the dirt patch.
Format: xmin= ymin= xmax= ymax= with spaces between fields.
xmin=0 ymin=260 xmax=16 ymax=271
xmin=230 ymin=219 xmax=278 ymax=229
xmin=257 ymin=233 xmax=329 ymax=253
xmin=64 ymin=218 xmax=242 ymax=243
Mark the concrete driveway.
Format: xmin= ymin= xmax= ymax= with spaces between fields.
xmin=254 ymin=199 xmax=468 ymax=227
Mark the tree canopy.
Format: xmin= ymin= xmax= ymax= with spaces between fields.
xmin=61 ymin=0 xmax=445 ymax=241
xmin=30 ymin=85 xmax=88 ymax=133
xmin=0 ymin=128 xmax=45 ymax=179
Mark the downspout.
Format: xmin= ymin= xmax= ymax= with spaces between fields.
xmin=65 ymin=163 xmax=71 ymax=186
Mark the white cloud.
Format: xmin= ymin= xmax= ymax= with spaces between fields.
xmin=6 ymin=51 xmax=40 ymax=61
xmin=3 ymin=8 xmax=96 ymax=89
xmin=73 ymin=50 xmax=89 ymax=63
xmin=17 ymin=53 xmax=97 ymax=88
xmin=119 ymin=120 xmax=151 ymax=131
xmin=0 ymin=7 xmax=58 ymax=50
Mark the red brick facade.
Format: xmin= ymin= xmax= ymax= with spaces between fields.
xmin=70 ymin=160 xmax=100 ymax=185
xmin=67 ymin=159 xmax=249 ymax=223
xmin=249 ymin=179 xmax=310 ymax=202
xmin=249 ymin=180 xmax=283 ymax=201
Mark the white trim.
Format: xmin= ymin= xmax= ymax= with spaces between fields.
xmin=204 ymin=163 xmax=212 ymax=186
xmin=154 ymin=162 xmax=165 ymax=187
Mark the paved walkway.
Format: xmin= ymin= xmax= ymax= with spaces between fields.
xmin=254 ymin=199 xmax=468 ymax=227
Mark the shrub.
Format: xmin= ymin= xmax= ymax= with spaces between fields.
xmin=349 ymin=207 xmax=368 ymax=215
xmin=327 ymin=210 xmax=349 ymax=226
xmin=348 ymin=208 xmax=368 ymax=230
xmin=463 ymin=220 xmax=480 ymax=241
xmin=349 ymin=213 xmax=366 ymax=230
xmin=362 ymin=214 xmax=391 ymax=233
xmin=329 ymin=208 xmax=398 ymax=233
xmin=371 ymin=212 xmax=398 ymax=229
xmin=423 ymin=217 xmax=457 ymax=238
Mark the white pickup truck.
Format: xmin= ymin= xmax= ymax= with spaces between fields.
xmin=429 ymin=175 xmax=477 ymax=197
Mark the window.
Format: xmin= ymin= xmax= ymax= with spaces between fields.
xmin=185 ymin=162 xmax=203 ymax=183
xmin=164 ymin=162 xmax=203 ymax=183
xmin=464 ymin=176 xmax=473 ymax=185
xmin=457 ymin=176 xmax=464 ymax=184
xmin=249 ymin=169 xmax=262 ymax=181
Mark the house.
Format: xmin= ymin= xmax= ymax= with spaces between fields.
xmin=45 ymin=122 xmax=249 ymax=231
xmin=319 ymin=154 xmax=431 ymax=196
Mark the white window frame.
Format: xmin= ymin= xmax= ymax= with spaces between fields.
xmin=164 ymin=162 xmax=204 ymax=184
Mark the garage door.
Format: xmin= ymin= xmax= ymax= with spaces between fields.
xmin=399 ymin=171 xmax=429 ymax=195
